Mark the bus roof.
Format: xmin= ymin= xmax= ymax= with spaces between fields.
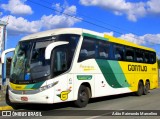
xmin=20 ymin=28 xmax=155 ymax=52
xmin=21 ymin=28 xmax=83 ymax=41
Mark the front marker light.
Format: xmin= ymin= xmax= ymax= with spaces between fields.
xmin=47 ymin=83 xmax=53 ymax=88
xmin=39 ymin=86 xmax=48 ymax=92
xmin=39 ymin=81 xmax=58 ymax=92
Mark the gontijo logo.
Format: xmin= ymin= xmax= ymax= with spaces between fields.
xmin=128 ymin=64 xmax=147 ymax=72
xmin=57 ymin=87 xmax=72 ymax=101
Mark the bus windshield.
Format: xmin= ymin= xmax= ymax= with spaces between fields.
xmin=10 ymin=34 xmax=80 ymax=84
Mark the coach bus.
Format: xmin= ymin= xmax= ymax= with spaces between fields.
xmin=1 ymin=28 xmax=158 ymax=108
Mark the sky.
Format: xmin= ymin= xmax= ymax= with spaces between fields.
xmin=0 ymin=0 xmax=160 ymax=58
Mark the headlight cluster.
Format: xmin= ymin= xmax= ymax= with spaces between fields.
xmin=38 ymin=81 xmax=58 ymax=92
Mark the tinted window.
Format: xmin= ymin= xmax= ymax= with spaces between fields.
xmin=52 ymin=45 xmax=68 ymax=77
xmin=126 ymin=47 xmax=135 ymax=62
xmin=144 ymin=52 xmax=150 ymax=63
xmin=135 ymin=49 xmax=144 ymax=63
xmin=150 ymin=52 xmax=156 ymax=64
xmin=114 ymin=44 xmax=125 ymax=61
xmin=98 ymin=41 xmax=110 ymax=59
xmin=30 ymin=41 xmax=52 ymax=79
xmin=52 ymin=35 xmax=80 ymax=77
xmin=78 ymin=37 xmax=96 ymax=62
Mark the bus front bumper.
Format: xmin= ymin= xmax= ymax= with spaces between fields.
xmin=8 ymin=88 xmax=54 ymax=104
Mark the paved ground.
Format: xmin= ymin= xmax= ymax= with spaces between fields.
xmin=0 ymin=85 xmax=6 ymax=103
xmin=0 ymin=78 xmax=9 ymax=107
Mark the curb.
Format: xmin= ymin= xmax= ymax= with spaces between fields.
xmin=0 ymin=106 xmax=13 ymax=110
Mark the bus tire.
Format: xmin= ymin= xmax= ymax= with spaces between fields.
xmin=74 ymin=85 xmax=89 ymax=108
xmin=135 ymin=81 xmax=144 ymax=96
xmin=143 ymin=81 xmax=150 ymax=95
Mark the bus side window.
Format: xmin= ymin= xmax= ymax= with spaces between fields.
xmin=114 ymin=44 xmax=125 ymax=61
xmin=98 ymin=40 xmax=110 ymax=60
xmin=149 ymin=52 xmax=156 ymax=64
xmin=78 ymin=37 xmax=96 ymax=62
xmin=135 ymin=49 xmax=144 ymax=63
xmin=52 ymin=46 xmax=68 ymax=77
xmin=125 ymin=47 xmax=134 ymax=62
xmin=144 ymin=52 xmax=150 ymax=63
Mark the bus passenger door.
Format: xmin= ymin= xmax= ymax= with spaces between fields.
xmin=51 ymin=47 xmax=69 ymax=103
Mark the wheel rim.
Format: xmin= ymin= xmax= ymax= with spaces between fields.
xmin=144 ymin=86 xmax=147 ymax=92
xmin=80 ymin=91 xmax=87 ymax=102
xmin=138 ymin=82 xmax=143 ymax=95
xmin=140 ymin=83 xmax=143 ymax=92
xmin=144 ymin=83 xmax=149 ymax=92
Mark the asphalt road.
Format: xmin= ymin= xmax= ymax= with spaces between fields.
xmin=1 ymin=87 xmax=160 ymax=119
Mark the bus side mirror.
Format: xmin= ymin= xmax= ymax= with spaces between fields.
xmin=1 ymin=48 xmax=15 ymax=63
xmin=45 ymin=41 xmax=69 ymax=60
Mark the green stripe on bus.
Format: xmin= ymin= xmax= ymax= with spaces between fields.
xmin=25 ymin=84 xmax=35 ymax=89
xmin=108 ymin=61 xmax=130 ymax=87
xmin=82 ymin=33 xmax=108 ymax=41
xmin=30 ymin=81 xmax=45 ymax=89
xmin=77 ymin=75 xmax=92 ymax=80
xmin=96 ymin=60 xmax=130 ymax=88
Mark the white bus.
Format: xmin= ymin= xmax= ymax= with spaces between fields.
xmin=2 ymin=28 xmax=158 ymax=108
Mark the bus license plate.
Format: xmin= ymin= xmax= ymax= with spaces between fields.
xmin=21 ymin=97 xmax=28 ymax=101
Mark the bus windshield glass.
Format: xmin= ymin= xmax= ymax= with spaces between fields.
xmin=10 ymin=34 xmax=80 ymax=84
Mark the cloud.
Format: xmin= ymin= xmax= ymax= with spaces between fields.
xmin=119 ymin=33 xmax=145 ymax=45
xmin=141 ymin=34 xmax=160 ymax=44
xmin=1 ymin=15 xmax=41 ymax=35
xmin=80 ymin=0 xmax=160 ymax=22
xmin=147 ymin=0 xmax=160 ymax=14
xmin=53 ymin=3 xmax=63 ymax=15
xmin=63 ymin=5 xmax=77 ymax=15
xmin=1 ymin=0 xmax=33 ymax=15
xmin=41 ymin=4 xmax=80 ymax=29
xmin=119 ymin=33 xmax=160 ymax=45
xmin=119 ymin=33 xmax=160 ymax=58
xmin=0 ymin=4 xmax=81 ymax=35
xmin=41 ymin=14 xmax=80 ymax=29
xmin=104 ymin=31 xmax=114 ymax=36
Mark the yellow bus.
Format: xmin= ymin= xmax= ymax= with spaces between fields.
xmin=2 ymin=28 xmax=158 ymax=108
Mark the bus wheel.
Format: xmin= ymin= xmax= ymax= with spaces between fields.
xmin=135 ymin=81 xmax=144 ymax=96
xmin=143 ymin=81 xmax=150 ymax=95
xmin=74 ymin=85 xmax=89 ymax=108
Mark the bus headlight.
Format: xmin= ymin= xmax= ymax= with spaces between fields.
xmin=39 ymin=81 xmax=58 ymax=92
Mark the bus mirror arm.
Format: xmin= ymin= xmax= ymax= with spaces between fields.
xmin=45 ymin=41 xmax=69 ymax=60
xmin=1 ymin=48 xmax=15 ymax=63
